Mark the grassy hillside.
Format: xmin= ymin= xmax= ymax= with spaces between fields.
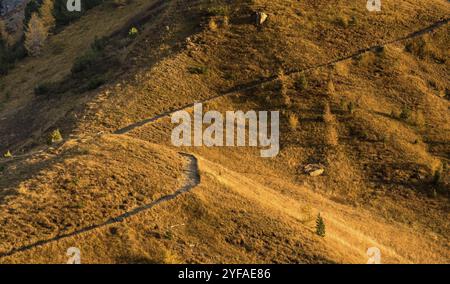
xmin=0 ymin=0 xmax=449 ymax=263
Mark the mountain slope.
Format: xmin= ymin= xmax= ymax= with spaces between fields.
xmin=0 ymin=0 xmax=449 ymax=263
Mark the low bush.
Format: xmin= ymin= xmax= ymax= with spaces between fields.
xmin=295 ymin=73 xmax=308 ymax=91
xmin=85 ymin=76 xmax=106 ymax=90
xmin=206 ymin=5 xmax=230 ymax=16
xmin=71 ymin=49 xmax=103 ymax=74
xmin=288 ymin=113 xmax=299 ymax=130
xmin=399 ymin=107 xmax=411 ymax=121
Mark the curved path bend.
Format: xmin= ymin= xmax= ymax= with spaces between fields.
xmin=0 ymin=153 xmax=200 ymax=258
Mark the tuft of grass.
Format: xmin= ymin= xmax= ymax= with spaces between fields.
xmin=86 ymin=76 xmax=106 ymax=90
xmin=34 ymin=81 xmax=59 ymax=97
xmin=295 ymin=73 xmax=308 ymax=91
xmin=347 ymin=101 xmax=355 ymax=114
xmin=128 ymin=26 xmax=139 ymax=38
xmin=164 ymin=231 xmax=174 ymax=240
xmin=91 ymin=36 xmax=108 ymax=52
xmin=334 ymin=14 xmax=349 ymax=28
xmin=188 ymin=66 xmax=208 ymax=75
xmin=71 ymin=49 xmax=102 ymax=74
xmin=432 ymin=169 xmax=442 ymax=185
xmin=405 ymin=37 xmax=430 ymax=59
xmin=355 ymin=52 xmax=377 ymax=67
xmin=390 ymin=109 xmax=400 ymax=119
xmin=113 ymin=0 xmax=133 ymax=7
xmin=412 ymin=110 xmax=425 ymax=128
xmin=3 ymin=150 xmax=12 ymax=158
xmin=349 ymin=15 xmax=358 ymax=26
xmin=208 ymin=19 xmax=218 ymax=31
xmin=394 ymin=107 xmax=425 ymax=127
xmin=323 ymin=103 xmax=334 ymax=124
xmin=327 ymin=80 xmax=335 ymax=96
xmin=399 ymin=107 xmax=411 ymax=121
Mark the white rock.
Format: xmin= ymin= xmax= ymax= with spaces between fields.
xmin=304 ymin=164 xmax=325 ymax=177
xmin=256 ymin=12 xmax=268 ymax=25
xmin=309 ymin=169 xmax=324 ymax=177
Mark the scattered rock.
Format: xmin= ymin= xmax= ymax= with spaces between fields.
xmin=3 ymin=150 xmax=13 ymax=158
xmin=256 ymin=12 xmax=268 ymax=26
xmin=304 ymin=164 xmax=325 ymax=177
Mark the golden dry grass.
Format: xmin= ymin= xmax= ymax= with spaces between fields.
xmin=0 ymin=134 xmax=188 ymax=258
xmin=0 ymin=0 xmax=449 ymax=263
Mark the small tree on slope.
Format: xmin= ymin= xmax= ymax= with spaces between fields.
xmin=316 ymin=213 xmax=326 ymax=237
xmin=39 ymin=0 xmax=55 ymax=31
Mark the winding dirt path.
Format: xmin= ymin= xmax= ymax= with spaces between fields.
xmin=3 ymin=18 xmax=448 ymax=158
xmin=113 ymin=17 xmax=449 ymax=134
xmin=0 ymin=152 xmax=200 ymax=258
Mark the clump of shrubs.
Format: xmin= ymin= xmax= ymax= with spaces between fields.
xmin=71 ymin=49 xmax=102 ymax=74
xmin=405 ymin=37 xmax=430 ymax=59
xmin=34 ymin=81 xmax=59 ymax=97
xmin=69 ymin=36 xmax=114 ymax=91
xmin=327 ymin=80 xmax=335 ymax=97
xmin=208 ymin=19 xmax=218 ymax=31
xmin=294 ymin=73 xmax=308 ymax=91
xmin=72 ymin=36 xmax=109 ymax=75
xmin=128 ymin=27 xmax=139 ymax=38
xmin=30 ymin=35 xmax=110 ymax=97
xmin=91 ymin=36 xmax=108 ymax=52
xmin=278 ymin=70 xmax=293 ymax=107
xmin=392 ymin=107 xmax=425 ymax=127
xmin=432 ymin=169 xmax=442 ymax=185
xmin=3 ymin=150 xmax=13 ymax=158
xmin=333 ymin=13 xmax=358 ymax=28
xmin=288 ymin=113 xmax=299 ymax=130
xmin=86 ymin=76 xmax=106 ymax=90
xmin=339 ymin=99 xmax=356 ymax=114
xmin=399 ymin=107 xmax=411 ymax=121
xmin=48 ymin=129 xmax=63 ymax=144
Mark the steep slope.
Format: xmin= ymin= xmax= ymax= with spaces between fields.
xmin=0 ymin=0 xmax=449 ymax=263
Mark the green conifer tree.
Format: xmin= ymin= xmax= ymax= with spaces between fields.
xmin=316 ymin=213 xmax=326 ymax=237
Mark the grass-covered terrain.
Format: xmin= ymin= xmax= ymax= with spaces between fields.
xmin=0 ymin=0 xmax=448 ymax=263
